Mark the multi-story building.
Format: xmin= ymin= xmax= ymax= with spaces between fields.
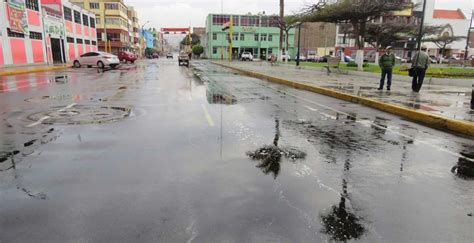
xmin=0 ymin=0 xmax=97 ymax=67
xmin=127 ymin=6 xmax=140 ymax=54
xmin=295 ymin=22 xmax=337 ymax=57
xmin=70 ymin=0 xmax=131 ymax=53
xmin=204 ymin=14 xmax=296 ymax=60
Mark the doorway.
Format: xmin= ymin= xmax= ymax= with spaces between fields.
xmin=50 ymin=38 xmax=65 ymax=63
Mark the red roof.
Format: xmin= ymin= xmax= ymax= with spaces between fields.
xmin=433 ymin=9 xmax=466 ymax=19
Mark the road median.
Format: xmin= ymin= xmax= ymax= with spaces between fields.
xmin=212 ymin=61 xmax=474 ymax=137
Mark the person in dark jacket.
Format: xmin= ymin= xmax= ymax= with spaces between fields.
xmin=378 ymin=46 xmax=395 ymax=91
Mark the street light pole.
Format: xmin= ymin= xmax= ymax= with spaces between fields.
xmin=464 ymin=11 xmax=473 ymax=60
xmin=416 ymin=0 xmax=427 ymax=50
xmin=296 ymin=23 xmax=302 ymax=67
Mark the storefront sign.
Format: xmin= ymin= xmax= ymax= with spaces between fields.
xmin=7 ymin=0 xmax=28 ymax=33
xmin=241 ymin=27 xmax=257 ymax=33
xmin=44 ymin=17 xmax=65 ymax=37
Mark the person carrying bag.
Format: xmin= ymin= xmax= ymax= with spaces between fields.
xmin=410 ymin=46 xmax=430 ymax=93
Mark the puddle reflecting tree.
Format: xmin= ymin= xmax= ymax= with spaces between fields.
xmin=452 ymin=147 xmax=474 ymax=180
xmin=320 ymin=179 xmax=365 ymax=241
xmin=247 ymin=118 xmax=306 ymax=179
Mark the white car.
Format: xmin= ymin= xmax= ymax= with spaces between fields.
xmin=295 ymin=55 xmax=307 ymax=61
xmin=240 ymin=52 xmax=253 ymax=61
xmin=73 ymin=51 xmax=120 ymax=69
xmin=281 ymin=54 xmax=291 ymax=61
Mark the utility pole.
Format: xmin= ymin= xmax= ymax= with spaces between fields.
xmin=464 ymin=11 xmax=473 ymax=60
xmin=103 ymin=7 xmax=107 ymax=52
xmin=296 ymin=23 xmax=301 ymax=67
xmin=416 ymin=0 xmax=427 ymax=50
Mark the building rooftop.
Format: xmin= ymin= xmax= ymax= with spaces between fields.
xmin=433 ymin=9 xmax=466 ymax=19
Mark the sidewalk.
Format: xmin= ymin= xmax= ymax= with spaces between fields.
xmin=213 ymin=61 xmax=474 ymax=136
xmin=0 ymin=64 xmax=70 ymax=76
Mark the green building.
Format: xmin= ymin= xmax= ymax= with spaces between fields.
xmin=204 ymin=14 xmax=296 ymax=60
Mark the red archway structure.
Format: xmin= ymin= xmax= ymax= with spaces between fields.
xmin=161 ymin=28 xmax=191 ymax=35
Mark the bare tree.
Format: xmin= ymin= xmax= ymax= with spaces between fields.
xmin=424 ymin=34 xmax=465 ymax=56
xmin=299 ymin=0 xmax=410 ymax=71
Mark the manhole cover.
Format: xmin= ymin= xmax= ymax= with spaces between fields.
xmin=25 ymin=105 xmax=131 ymax=125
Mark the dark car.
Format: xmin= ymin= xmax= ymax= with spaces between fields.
xmin=166 ymin=53 xmax=173 ymax=59
xmin=118 ymin=51 xmax=137 ymax=64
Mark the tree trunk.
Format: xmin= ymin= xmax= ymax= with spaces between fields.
xmin=278 ymin=0 xmax=284 ymax=62
xmin=352 ymin=21 xmax=364 ymax=71
xmin=285 ymin=30 xmax=289 ymax=63
xmin=375 ymin=49 xmax=380 ymax=66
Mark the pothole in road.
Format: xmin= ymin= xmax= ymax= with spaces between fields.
xmin=25 ymin=94 xmax=90 ymax=103
xmin=25 ymin=105 xmax=131 ymax=125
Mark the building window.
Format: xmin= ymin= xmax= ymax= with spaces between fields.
xmin=89 ymin=2 xmax=99 ymax=9
xmin=25 ymin=0 xmax=39 ymax=11
xmin=7 ymin=28 xmax=25 ymax=38
xmin=260 ymin=34 xmax=267 ymax=41
xmin=96 ymin=18 xmax=101 ymax=25
xmin=90 ymin=17 xmax=96 ymax=28
xmin=213 ymin=47 xmax=218 ymax=54
xmin=241 ymin=16 xmax=259 ymax=26
xmin=268 ymin=34 xmax=273 ymax=42
xmin=212 ymin=33 xmax=217 ymax=40
xmin=82 ymin=14 xmax=89 ymax=26
xmin=254 ymin=34 xmax=258 ymax=41
xmin=76 ymin=38 xmax=83 ymax=44
xmin=29 ymin=31 xmax=42 ymax=40
xmin=226 ymin=33 xmax=230 ymax=41
xmin=67 ymin=37 xmax=75 ymax=43
xmin=92 ymin=40 xmax=97 ymax=45
xmin=261 ymin=16 xmax=279 ymax=27
xmin=74 ymin=11 xmax=81 ymax=24
xmin=240 ymin=33 xmax=244 ymax=41
xmin=231 ymin=15 xmax=239 ymax=26
xmin=105 ymin=3 xmax=118 ymax=10
xmin=232 ymin=33 xmax=238 ymax=41
xmin=85 ymin=40 xmax=91 ymax=44
xmin=212 ymin=15 xmax=230 ymax=25
xmin=64 ymin=7 xmax=72 ymax=21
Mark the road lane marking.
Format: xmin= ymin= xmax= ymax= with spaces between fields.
xmin=27 ymin=116 xmax=51 ymax=127
xmin=304 ymin=105 xmax=318 ymax=112
xmin=201 ymin=104 xmax=215 ymax=127
xmin=58 ymin=103 xmax=77 ymax=112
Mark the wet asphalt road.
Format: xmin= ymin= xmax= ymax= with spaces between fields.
xmin=0 ymin=59 xmax=473 ymax=242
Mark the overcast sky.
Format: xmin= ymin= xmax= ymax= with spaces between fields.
xmin=126 ymin=0 xmax=474 ymax=29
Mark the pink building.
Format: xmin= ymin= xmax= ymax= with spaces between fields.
xmin=0 ymin=0 xmax=97 ymax=67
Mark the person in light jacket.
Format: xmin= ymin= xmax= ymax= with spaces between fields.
xmin=411 ymin=47 xmax=430 ymax=93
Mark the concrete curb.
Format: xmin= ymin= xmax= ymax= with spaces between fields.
xmin=0 ymin=65 xmax=70 ymax=76
xmin=212 ymin=61 xmax=474 ymax=138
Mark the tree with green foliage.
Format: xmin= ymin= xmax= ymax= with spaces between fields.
xmin=192 ymin=45 xmax=204 ymax=57
xmin=180 ymin=33 xmax=201 ymax=46
xmin=299 ymin=0 xmax=410 ymax=70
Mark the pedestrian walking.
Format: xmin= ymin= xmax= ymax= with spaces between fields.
xmin=411 ymin=47 xmax=430 ymax=93
xmin=378 ymin=46 xmax=395 ymax=91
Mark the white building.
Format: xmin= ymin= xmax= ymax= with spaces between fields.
xmin=414 ymin=0 xmax=470 ymax=57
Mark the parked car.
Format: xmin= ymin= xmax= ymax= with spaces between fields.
xmin=295 ymin=55 xmax=307 ymax=61
xmin=395 ymin=55 xmax=407 ymax=63
xmin=73 ymin=51 xmax=120 ymax=69
xmin=166 ymin=53 xmax=173 ymax=59
xmin=118 ymin=51 xmax=137 ymax=64
xmin=281 ymin=53 xmax=291 ymax=61
xmin=306 ymin=51 xmax=318 ymax=62
xmin=240 ymin=52 xmax=253 ymax=61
